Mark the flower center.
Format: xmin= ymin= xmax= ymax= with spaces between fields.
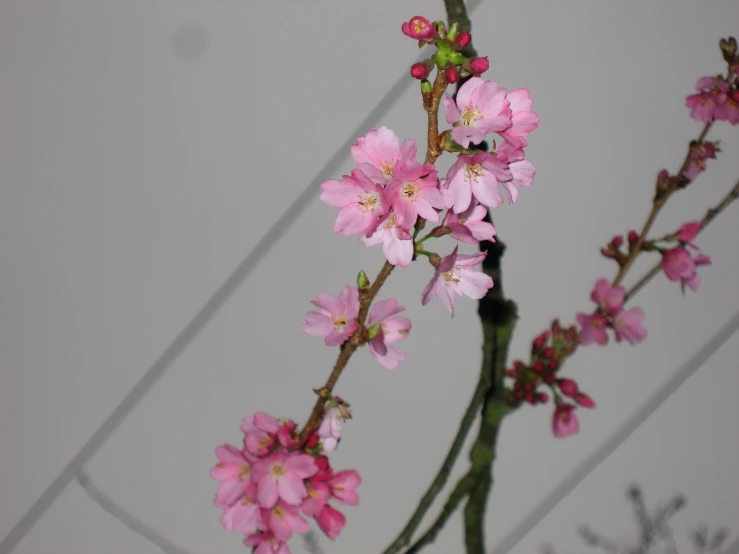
xmin=238 ymin=465 xmax=251 ymax=481
xmin=333 ymin=313 xmax=348 ymax=331
xmin=358 ymin=192 xmax=380 ymax=212
xmin=308 ymin=488 xmax=319 ymax=499
xmin=384 ymin=213 xmax=398 ymax=229
xmin=465 ymin=163 xmax=485 ymax=182
xmin=401 ymin=181 xmax=419 ymax=201
xmin=269 ymin=463 xmax=285 ymax=477
xmin=461 ymin=106 xmax=482 ymax=126
xmin=442 ymin=269 xmax=460 ymax=284
xmin=413 ymin=20 xmax=427 ymax=34
xmin=380 ymin=162 xmax=395 ymax=178
xmin=273 ymin=506 xmax=285 ymax=518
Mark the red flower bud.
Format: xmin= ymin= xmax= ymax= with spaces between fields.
xmin=628 ymin=230 xmax=639 ymax=245
xmin=542 ymin=347 xmax=555 ymax=359
xmin=401 ymin=16 xmax=437 ymax=41
xmin=532 ymin=361 xmax=544 ymax=372
xmin=558 ymin=378 xmax=579 ymax=397
xmin=611 ymin=235 xmax=623 ymax=247
xmin=537 ymin=392 xmax=549 ymax=403
xmin=576 ymin=393 xmax=596 ymax=408
xmin=469 ymin=57 xmax=489 ymax=75
xmin=445 ymin=64 xmax=459 ymax=83
xmin=305 ymin=433 xmax=319 ymax=449
xmin=456 ymin=31 xmax=471 ymax=48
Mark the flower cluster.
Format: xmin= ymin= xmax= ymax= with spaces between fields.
xmin=660 ymin=221 xmax=712 ymax=294
xmin=211 ymin=412 xmax=360 ymax=553
xmin=504 ymin=320 xmax=594 ymax=438
xmin=302 ymin=285 xmax=412 ymax=370
xmin=685 ymin=36 xmax=738 ymax=124
xmin=577 ymin=278 xmax=647 ymax=346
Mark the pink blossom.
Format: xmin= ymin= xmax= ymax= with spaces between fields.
xmin=262 ymin=501 xmax=311 ymax=541
xmin=388 ymin=163 xmax=443 ymax=231
xmin=576 ymin=312 xmax=608 ymax=346
xmin=442 ymin=202 xmax=497 ymax=244
xmin=401 ymin=16 xmax=436 ymax=41
xmin=315 ymin=505 xmax=346 ymax=541
xmin=350 ymin=126 xmax=419 ymax=185
xmin=552 ymin=404 xmax=580 ymax=438
xmin=442 ymin=151 xmax=512 ymax=212
xmin=300 ymin=478 xmax=331 ymax=517
xmin=715 ymin=89 xmax=739 ymax=124
xmin=319 ymin=168 xmax=387 ymax=236
xmin=685 ymin=76 xmax=728 ymax=123
xmin=211 ymin=444 xmax=254 ymax=508
xmin=367 ymin=299 xmax=411 ymax=369
xmin=421 ymin=246 xmax=494 ymax=317
xmin=252 ymin=453 xmax=318 ymax=508
xmin=317 ymin=407 xmax=342 ymax=453
xmin=245 ymin=532 xmax=291 ymax=554
xmin=590 ymin=278 xmax=625 ymax=316
xmin=444 ymin=77 xmax=512 ymax=148
xmin=329 ymin=470 xmax=361 ymax=506
xmin=661 ymin=247 xmax=711 ymax=293
xmin=613 ymin=307 xmax=647 ymax=345
xmin=220 ymin=484 xmax=260 ymax=534
xmin=497 ymin=88 xmax=540 ymax=148
xmin=677 ymin=221 xmax=701 ymax=245
xmin=494 ymin=140 xmax=536 ymax=203
xmin=302 ymin=286 xmax=360 ymax=346
xmin=684 ymin=141 xmax=718 ymax=182
xmin=360 ymin=211 xmax=414 ymax=268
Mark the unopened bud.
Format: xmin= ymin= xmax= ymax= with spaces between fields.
xmin=719 ymin=36 xmax=737 ymax=64
xmin=558 ymin=378 xmax=579 ymax=397
xmin=434 ymin=21 xmax=447 ymax=39
xmin=447 ymin=22 xmax=460 ymax=41
xmin=410 ymin=61 xmax=432 ymax=80
xmin=430 ymin=225 xmax=452 ymax=238
xmin=456 ymin=31 xmax=471 ymax=48
xmin=357 ymin=270 xmax=370 ymax=291
xmin=575 ymin=393 xmax=596 ymax=408
xmin=445 ymin=63 xmax=459 ymax=83
xmin=627 ymin=230 xmax=639 ymax=245
xmin=611 ymin=235 xmax=623 ymax=247
xmin=428 ymin=252 xmax=442 ymax=268
xmin=469 ymin=57 xmax=490 ymax=75
xmin=537 ymin=392 xmax=549 ymax=403
xmin=420 ymin=79 xmax=433 ymax=94
xmin=366 ymin=323 xmax=382 ymax=340
xmin=532 ymin=331 xmax=550 ymax=351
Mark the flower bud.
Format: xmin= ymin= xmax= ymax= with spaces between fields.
xmin=628 ymin=230 xmax=639 ymax=245
xmin=537 ymin=392 xmax=549 ymax=403
xmin=719 ymin=36 xmax=737 ymax=64
xmin=469 ymin=57 xmax=489 ymax=75
xmin=401 ymin=16 xmax=437 ymax=41
xmin=410 ymin=62 xmax=432 ymax=79
xmin=558 ymin=378 xmax=579 ymax=397
xmin=445 ymin=63 xmax=459 ymax=83
xmin=357 ymin=270 xmax=370 ymax=291
xmin=430 ymin=225 xmax=452 ymax=238
xmin=428 ymin=252 xmax=442 ymax=268
xmin=366 ymin=323 xmax=382 ymax=340
xmin=447 ymin=22 xmax=460 ymax=41
xmin=611 ymin=235 xmax=623 ymax=247
xmin=575 ymin=393 xmax=596 ymax=408
xmin=420 ymin=79 xmax=433 ymax=94
xmin=456 ymin=31 xmax=471 ymax=48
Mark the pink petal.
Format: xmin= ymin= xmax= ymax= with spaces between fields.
xmin=444 ymin=93 xmax=462 ymax=124
xmin=311 ymin=293 xmax=343 ymax=315
xmin=284 ymin=454 xmax=318 ymax=479
xmin=257 ymin=476 xmax=279 ymax=508
xmin=316 ymin=505 xmax=346 ymax=541
xmin=301 ymin=312 xmax=333 ymax=337
xmin=368 ymin=298 xmax=403 ymax=325
xmin=319 ymin=179 xmax=365 ymax=207
xmin=277 ymin=473 xmax=308 ymax=506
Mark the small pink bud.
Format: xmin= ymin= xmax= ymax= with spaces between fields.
xmin=611 ymin=235 xmax=623 ymax=247
xmin=456 ymin=31 xmax=471 ymax=48
xmin=576 ymin=393 xmax=596 ymax=408
xmin=542 ymin=347 xmax=555 ymax=359
xmin=469 ymin=57 xmax=489 ymax=75
xmin=533 ymin=331 xmax=550 ymax=351
xmin=410 ymin=61 xmax=433 ymax=80
xmin=601 ymin=247 xmax=612 ymax=258
xmin=401 ymin=16 xmax=437 ymax=41
xmin=537 ymin=392 xmax=549 ymax=403
xmin=445 ymin=64 xmax=459 ymax=83
xmin=558 ymin=378 xmax=579 ymax=397
xmin=628 ymin=230 xmax=639 ymax=245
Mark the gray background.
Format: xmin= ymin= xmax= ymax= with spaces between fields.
xmin=1 ymin=1 xmax=738 ymax=553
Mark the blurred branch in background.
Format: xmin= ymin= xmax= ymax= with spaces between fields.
xmin=542 ymin=484 xmax=734 ymax=554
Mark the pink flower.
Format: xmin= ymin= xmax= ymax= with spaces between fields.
xmin=315 ymin=504 xmax=346 ymax=541
xmin=360 ymin=211 xmax=414 ymax=268
xmin=442 ymin=202 xmax=497 ymax=244
xmin=252 ymin=453 xmax=318 ymax=508
xmin=421 ymin=246 xmax=494 ymax=317
xmin=245 ymin=532 xmax=291 ymax=554
xmin=211 ymin=444 xmax=254 ymax=508
xmin=329 ymin=470 xmax=361 ymax=506
xmin=262 ymin=501 xmax=311 ymax=541
xmin=613 ymin=307 xmax=647 ymax=345
xmin=684 ymin=141 xmax=718 ymax=182
xmin=302 ymin=286 xmax=360 ymax=346
xmin=350 ymin=126 xmax=419 ymax=185
xmin=497 ymin=88 xmax=540 ymax=148
xmin=590 ymin=278 xmax=625 ymax=316
xmin=715 ymin=89 xmax=739 ymax=124
xmin=685 ymin=76 xmax=728 ymax=123
xmin=444 ymin=77 xmax=512 ymax=148
xmin=661 ymin=247 xmax=711 ymax=293
xmin=317 ymin=407 xmax=342 ymax=453
xmin=367 ymin=299 xmax=411 ymax=370
xmin=494 ymin=140 xmax=536 ymax=203
xmin=319 ymin=168 xmax=387 ymax=236
xmin=388 ymin=163 xmax=443 ymax=231
xmin=401 ymin=16 xmax=436 ymax=41
xmin=576 ymin=312 xmax=608 ymax=346
xmin=552 ymin=404 xmax=580 ymax=438
xmin=220 ymin=483 xmax=260 ymax=534
xmin=681 ymin=254 xmax=711 ymax=294
xmin=677 ymin=221 xmax=701 ymax=245
xmin=442 ymin=152 xmax=512 ymax=212
xmin=300 ymin=478 xmax=331 ymax=517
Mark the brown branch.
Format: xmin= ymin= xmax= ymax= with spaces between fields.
xmin=625 ymin=175 xmax=739 ymax=302
xmin=613 ymin=122 xmax=712 ymax=286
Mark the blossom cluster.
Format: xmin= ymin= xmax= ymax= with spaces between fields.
xmin=685 ymin=36 xmax=738 ymax=124
xmin=660 ymin=221 xmax=712 ymax=294
xmin=504 ymin=320 xmax=595 ymax=438
xmin=577 ymin=278 xmax=647 ymax=346
xmin=211 ymin=411 xmax=360 ymax=554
